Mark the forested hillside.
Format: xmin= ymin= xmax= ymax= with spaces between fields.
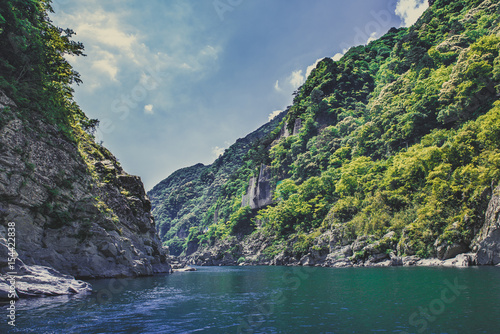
xmin=151 ymin=0 xmax=500 ymax=266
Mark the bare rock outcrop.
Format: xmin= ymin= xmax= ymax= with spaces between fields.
xmin=241 ymin=164 xmax=274 ymax=209
xmin=474 ymin=185 xmax=500 ymax=265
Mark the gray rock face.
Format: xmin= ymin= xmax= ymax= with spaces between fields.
xmin=443 ymin=253 xmax=476 ymax=267
xmin=436 ymin=242 xmax=468 ymax=260
xmin=241 ymin=164 xmax=274 ymax=209
xmin=475 ymin=185 xmax=500 ymax=265
xmin=0 ymin=90 xmax=16 ymax=109
xmin=278 ymin=124 xmax=290 ymax=140
xmin=0 ymin=91 xmax=170 ymax=278
xmin=273 ymin=118 xmax=302 ymax=143
xmin=189 ymin=240 xmax=240 ymax=267
xmin=292 ymin=118 xmax=303 ymax=135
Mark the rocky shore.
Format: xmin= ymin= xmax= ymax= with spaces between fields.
xmin=186 ymin=249 xmax=484 ymax=268
xmin=186 ymin=185 xmax=500 ymax=270
xmin=186 ymin=234 xmax=479 ymax=269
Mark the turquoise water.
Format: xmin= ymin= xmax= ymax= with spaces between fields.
xmin=3 ymin=266 xmax=500 ymax=333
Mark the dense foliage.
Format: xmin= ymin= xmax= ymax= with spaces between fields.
xmin=0 ymin=0 xmax=97 ymax=135
xmin=153 ymin=0 xmax=500 ymax=258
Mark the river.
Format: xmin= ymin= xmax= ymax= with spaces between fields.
xmin=4 ymin=266 xmax=500 ymax=333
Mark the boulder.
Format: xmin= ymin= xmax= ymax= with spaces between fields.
xmin=352 ymin=236 xmax=371 ymax=252
xmin=368 ymin=252 xmax=389 ymax=263
xmin=341 ymin=245 xmax=353 ymax=257
xmin=1 ymin=240 xmax=86 ymax=301
xmin=402 ymin=256 xmax=421 ymax=266
xmin=173 ymin=266 xmax=196 ymax=272
xmin=0 ymin=254 xmax=91 ymax=300
xmin=0 ymin=90 xmax=16 ymax=108
xmin=389 ymin=252 xmax=403 ymax=266
xmin=443 ymin=243 xmax=468 ymax=260
xmin=323 ymin=252 xmax=353 ymax=268
xmin=436 ymin=241 xmax=468 ymax=260
xmin=442 ymin=253 xmax=476 ymax=267
xmin=12 ymin=264 xmax=92 ymax=298
xmin=300 ymin=254 xmax=315 ymax=266
xmin=271 ymin=251 xmax=292 ymax=266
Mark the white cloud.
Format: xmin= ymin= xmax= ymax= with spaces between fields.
xmin=212 ymin=146 xmax=226 ymax=158
xmin=78 ymin=22 xmax=138 ymax=55
xmin=51 ymin=7 xmax=147 ymax=86
xmin=90 ymin=48 xmax=119 ymax=81
xmin=306 ymin=58 xmax=323 ymax=78
xmin=274 ymin=80 xmax=282 ymax=92
xmin=144 ymin=104 xmax=154 ymax=115
xmin=186 ymin=45 xmax=221 ymax=73
xmin=268 ymin=110 xmax=282 ymax=121
xmin=51 ymin=3 xmax=222 ymax=93
xmin=332 ymin=53 xmax=344 ymax=61
xmin=289 ymin=70 xmax=305 ymax=89
xmin=200 ymin=45 xmax=218 ymax=59
xmin=395 ymin=0 xmax=429 ymax=27
xmin=366 ymin=31 xmax=378 ymax=44
xmin=275 ymin=70 xmax=306 ymax=95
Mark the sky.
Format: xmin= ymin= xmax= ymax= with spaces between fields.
xmin=50 ymin=0 xmax=429 ymax=190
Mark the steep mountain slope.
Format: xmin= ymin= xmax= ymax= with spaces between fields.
xmin=148 ymin=112 xmax=285 ymax=255
xmin=0 ymin=1 xmax=169 ymax=278
xmin=152 ymin=0 xmax=500 ymax=266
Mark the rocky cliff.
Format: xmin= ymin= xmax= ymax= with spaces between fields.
xmin=475 ymin=185 xmax=500 ymax=265
xmin=0 ymin=91 xmax=170 ymax=279
xmin=241 ymin=164 xmax=274 ymax=209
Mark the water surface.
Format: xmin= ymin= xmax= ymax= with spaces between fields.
xmin=4 ymin=266 xmax=500 ymax=333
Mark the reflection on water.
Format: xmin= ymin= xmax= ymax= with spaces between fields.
xmin=2 ymin=266 xmax=500 ymax=333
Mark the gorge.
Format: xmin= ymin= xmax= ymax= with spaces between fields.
xmin=1 ymin=0 xmax=500 ymax=333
